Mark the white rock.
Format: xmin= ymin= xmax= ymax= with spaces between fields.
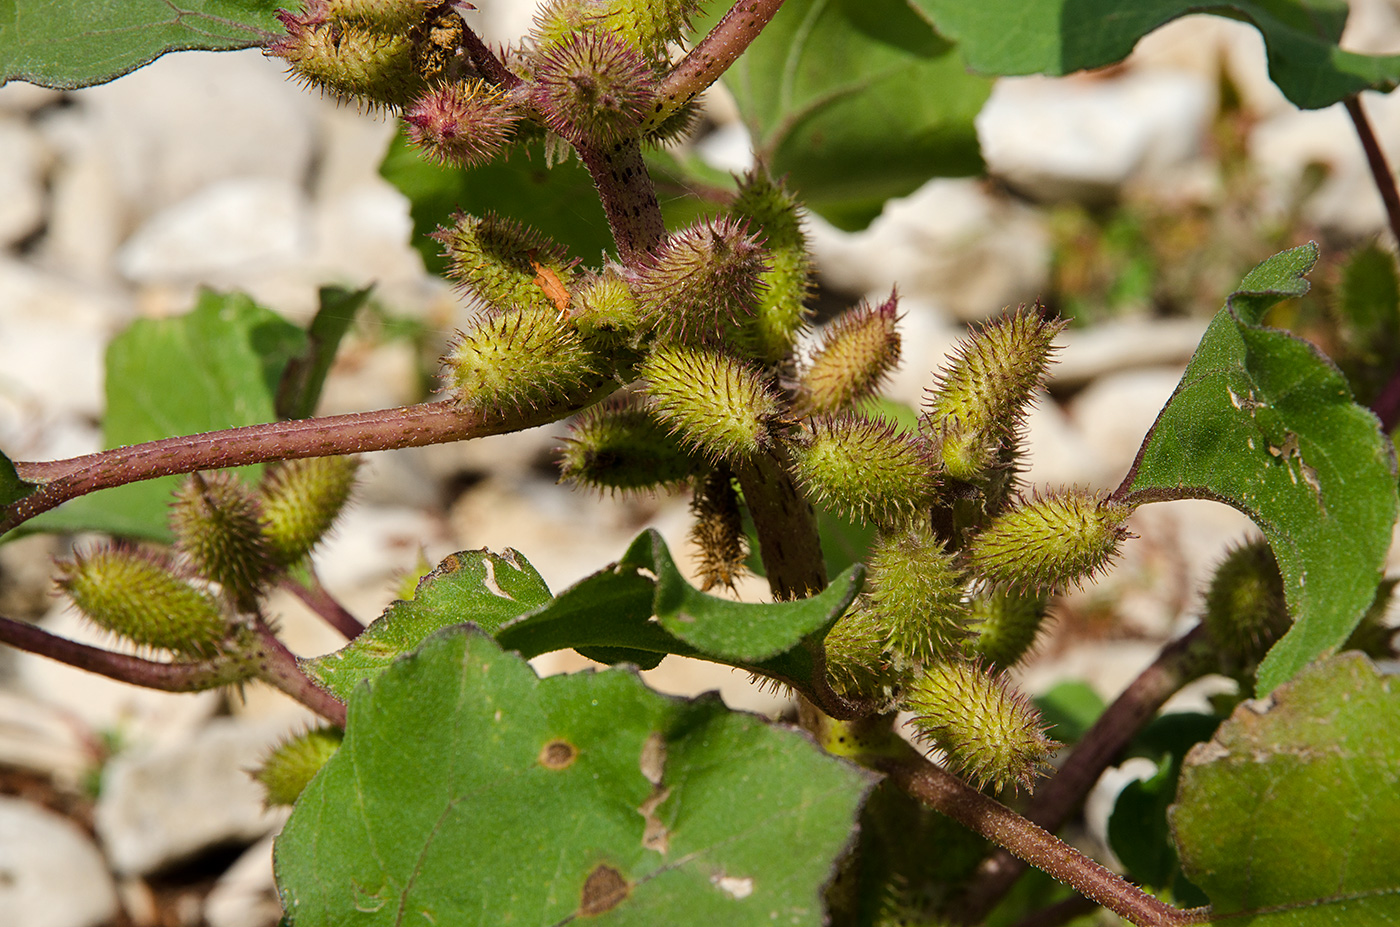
xmin=95 ymin=716 xmax=293 ymax=876
xmin=116 ymin=177 xmax=312 ymax=282
xmin=0 ymin=81 xmax=62 ymax=113
xmin=1051 ymin=317 xmax=1208 ymax=389
xmin=1127 ymin=14 xmax=1291 ymax=117
xmin=34 ymin=107 xmax=127 ymax=280
xmin=204 ymin=834 xmax=282 ymax=927
xmin=0 ymin=691 xmax=96 ymax=786
xmin=1066 ymin=366 xmax=1187 ymax=484
xmin=69 ymin=49 xmax=318 ymax=219
xmin=0 ymin=117 xmax=47 ymax=247
xmin=809 ymin=179 xmax=1050 ymax=323
xmin=0 ymin=795 xmax=121 ymax=927
xmin=1020 ymin=392 xmax=1101 ymax=489
xmin=977 ymin=71 xmax=1213 ymax=202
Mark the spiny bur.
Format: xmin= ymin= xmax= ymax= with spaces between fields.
xmin=435 ymin=214 xmax=575 ymax=316
xmin=640 ymin=346 xmax=780 ymax=460
xmin=571 ymin=269 xmax=643 ymax=341
xmin=823 ymin=606 xmax=897 ymax=700
xmin=258 ymin=456 xmax=360 ymax=567
xmin=446 ymin=306 xmax=603 ymax=413
xmin=797 ymin=292 xmax=901 ymax=415
xmin=255 ymin=726 xmax=344 ymax=807
xmin=404 ymin=81 xmax=522 ymax=167
xmin=1201 ymin=539 xmax=1291 ymax=685
xmin=865 ymin=522 xmax=969 ymax=668
xmin=905 ymin=660 xmax=1057 ymax=793
xmin=688 ymin=467 xmax=748 ymax=592
xmin=790 ymin=414 xmax=936 ymax=527
xmin=558 ymin=396 xmax=696 ymax=493
xmin=966 ymin=489 xmax=1132 ymax=594
xmin=964 ymin=588 xmax=1050 ymax=671
xmin=728 ymin=170 xmax=813 ymax=362
xmin=171 ymin=472 xmax=275 ymax=608
xmin=923 ymin=308 xmax=1064 ymax=482
xmin=602 ymin=0 xmax=703 ymax=61
xmin=530 ymin=29 xmax=655 ymax=143
xmin=57 ymin=547 xmax=227 ymax=658
xmin=633 ymin=217 xmax=766 ymax=344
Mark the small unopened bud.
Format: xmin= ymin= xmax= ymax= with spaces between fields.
xmin=558 ymin=396 xmax=696 ymax=493
xmin=924 ymin=308 xmax=1064 ymax=481
xmin=964 ymin=588 xmax=1050 ymax=670
xmin=633 ymin=217 xmax=766 ymax=344
xmin=639 ymin=346 xmax=780 ymax=460
xmin=530 ymin=29 xmax=655 ymax=143
xmin=255 ymin=726 xmax=343 ymax=806
xmin=866 ymin=522 xmax=968 ymax=667
xmin=57 ymin=547 xmax=227 ymax=658
xmin=905 ymin=660 xmax=1057 ymax=793
xmin=790 ymin=414 xmax=936 ymax=527
xmin=171 ymin=472 xmax=275 ymax=607
xmin=435 ymin=214 xmax=575 ymax=315
xmin=728 ymin=170 xmax=813 ymax=362
xmin=404 ymin=81 xmax=523 ymax=168
xmin=689 ymin=467 xmax=748 ymax=592
xmin=258 ymin=456 xmax=360 ymax=567
xmin=445 ymin=307 xmax=604 ymax=412
xmin=797 ymin=293 xmax=901 ymax=415
xmin=1202 ymin=539 xmax=1291 ymax=684
xmin=966 ymin=490 xmax=1131 ymax=593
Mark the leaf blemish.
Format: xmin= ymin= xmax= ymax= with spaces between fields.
xmin=539 ymin=738 xmax=578 ymax=769
xmin=480 ymin=556 xmax=511 ymax=598
xmin=578 ymin=864 xmax=630 ymax=916
xmin=710 ymin=872 xmax=755 ymax=900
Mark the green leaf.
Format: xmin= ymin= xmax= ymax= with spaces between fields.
xmin=694 ymin=0 xmax=989 ymax=230
xmin=305 ymin=548 xmax=552 ymax=700
xmin=18 ymin=290 xmax=306 ymax=542
xmin=276 ymin=627 xmax=875 ymax=926
xmin=0 ymin=0 xmax=280 ymax=90
xmin=276 ymin=286 xmax=370 ymax=420
xmin=912 ymin=0 xmax=1400 ymax=110
xmin=1127 ymin=243 xmax=1398 ymax=694
xmin=0 ymin=451 xmax=36 ymax=510
xmin=1171 ymin=653 xmax=1400 ymax=923
xmin=1033 ymin=680 xmax=1105 ymax=745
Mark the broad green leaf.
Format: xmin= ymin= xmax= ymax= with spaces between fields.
xmin=277 ymin=627 xmax=875 ymax=926
xmin=305 ymin=548 xmax=552 ymax=700
xmin=694 ymin=0 xmax=989 ymax=230
xmin=0 ymin=0 xmax=280 ymax=90
xmin=276 ymin=285 xmax=370 ymax=420
xmin=1127 ymin=243 xmax=1398 ymax=694
xmin=1171 ymin=653 xmax=1400 ymax=923
xmin=15 ymin=290 xmax=305 ymax=542
xmin=0 ymin=451 xmax=35 ymax=509
xmin=912 ymin=0 xmax=1400 ymax=110
xmin=1033 ymin=680 xmax=1105 ymax=745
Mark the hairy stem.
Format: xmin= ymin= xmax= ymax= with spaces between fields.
xmin=577 ymin=140 xmax=666 ymax=263
xmin=953 ymin=625 xmax=1214 ymax=924
xmin=881 ymin=751 xmax=1204 ymax=927
xmin=4 ymin=389 xmax=613 ymax=535
xmin=452 ymin=6 xmax=522 ymax=90
xmin=734 ymin=446 xmax=826 ymax=599
xmin=250 ymin=619 xmax=347 ymax=727
xmin=283 ymin=570 xmax=364 ymax=640
xmin=0 ymin=613 xmax=255 ymax=691
xmin=1345 ymin=94 xmax=1400 ymax=248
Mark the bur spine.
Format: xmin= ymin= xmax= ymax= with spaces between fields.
xmin=171 ymin=472 xmax=275 ymax=607
xmin=558 ymin=397 xmax=696 ymax=493
xmin=728 ymin=171 xmax=813 ymax=362
xmin=1201 ymin=539 xmax=1291 ymax=684
xmin=255 ymin=726 xmax=344 ymax=806
xmin=797 ymin=293 xmax=901 ymax=415
xmin=633 ymin=217 xmax=766 ymax=344
xmin=964 ymin=588 xmax=1050 ymax=670
xmin=966 ymin=490 xmax=1131 ymax=593
xmin=258 ymin=456 xmax=361 ymax=567
xmin=530 ymin=29 xmax=655 ymax=143
xmin=446 ymin=307 xmax=603 ymax=413
xmin=640 ymin=346 xmax=779 ymax=460
xmin=404 ymin=81 xmax=522 ymax=167
xmin=865 ymin=523 xmax=968 ymax=667
xmin=790 ymin=414 xmax=935 ymax=527
xmin=688 ymin=467 xmax=748 ymax=592
xmin=436 ymin=214 xmax=576 ymax=316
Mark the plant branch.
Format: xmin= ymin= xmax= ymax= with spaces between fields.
xmin=653 ymin=0 xmax=786 ymax=128
xmin=953 ymin=625 xmax=1215 ymax=924
xmin=451 ymin=5 xmax=522 ymax=90
xmin=1345 ymin=94 xmax=1400 ymax=248
xmin=4 ymin=389 xmax=614 ymax=535
xmin=576 ymin=140 xmax=667 ymax=263
xmin=734 ymin=446 xmax=826 ymax=600
xmin=282 ymin=570 xmax=364 ymax=639
xmin=249 ymin=618 xmax=347 ymax=727
xmin=0 ymin=613 xmax=255 ymax=691
xmin=881 ymin=750 xmax=1205 ymax=927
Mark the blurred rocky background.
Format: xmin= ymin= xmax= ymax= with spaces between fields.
xmin=2 ymin=2 xmax=1399 ymax=924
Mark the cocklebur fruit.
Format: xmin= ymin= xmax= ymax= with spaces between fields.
xmin=171 ymin=472 xmax=276 ymax=607
xmin=571 ymin=269 xmax=643 ymax=341
xmin=639 ymin=345 xmax=780 ymax=460
xmin=633 ymin=217 xmax=766 ymax=344
xmin=435 ymin=213 xmax=575 ymax=316
xmin=965 ymin=489 xmax=1131 ymax=593
xmin=865 ymin=522 xmax=968 ymax=667
xmin=530 ymin=29 xmax=655 ymax=143
xmin=823 ymin=606 xmax=899 ymax=700
xmin=404 ymin=81 xmax=523 ymax=167
xmin=1201 ymin=539 xmax=1291 ymax=684
xmin=258 ymin=456 xmax=361 ymax=567
xmin=905 ymin=660 xmax=1057 ymax=793
xmin=790 ymin=414 xmax=936 ymax=527
xmin=323 ymin=0 xmax=429 ymax=32
xmin=728 ymin=171 xmax=813 ymax=362
xmin=963 ymin=587 xmax=1050 ymax=670
xmin=796 ymin=293 xmax=901 ymax=415
xmin=530 ymin=0 xmax=701 ymax=63
xmin=255 ymin=726 xmax=344 ymax=806
xmin=57 ymin=547 xmax=227 ymax=658
xmin=558 ymin=396 xmax=696 ymax=493
xmin=446 ymin=307 xmax=605 ymax=413
xmin=688 ymin=467 xmax=748 ymax=592
xmin=923 ymin=308 xmax=1063 ymax=482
